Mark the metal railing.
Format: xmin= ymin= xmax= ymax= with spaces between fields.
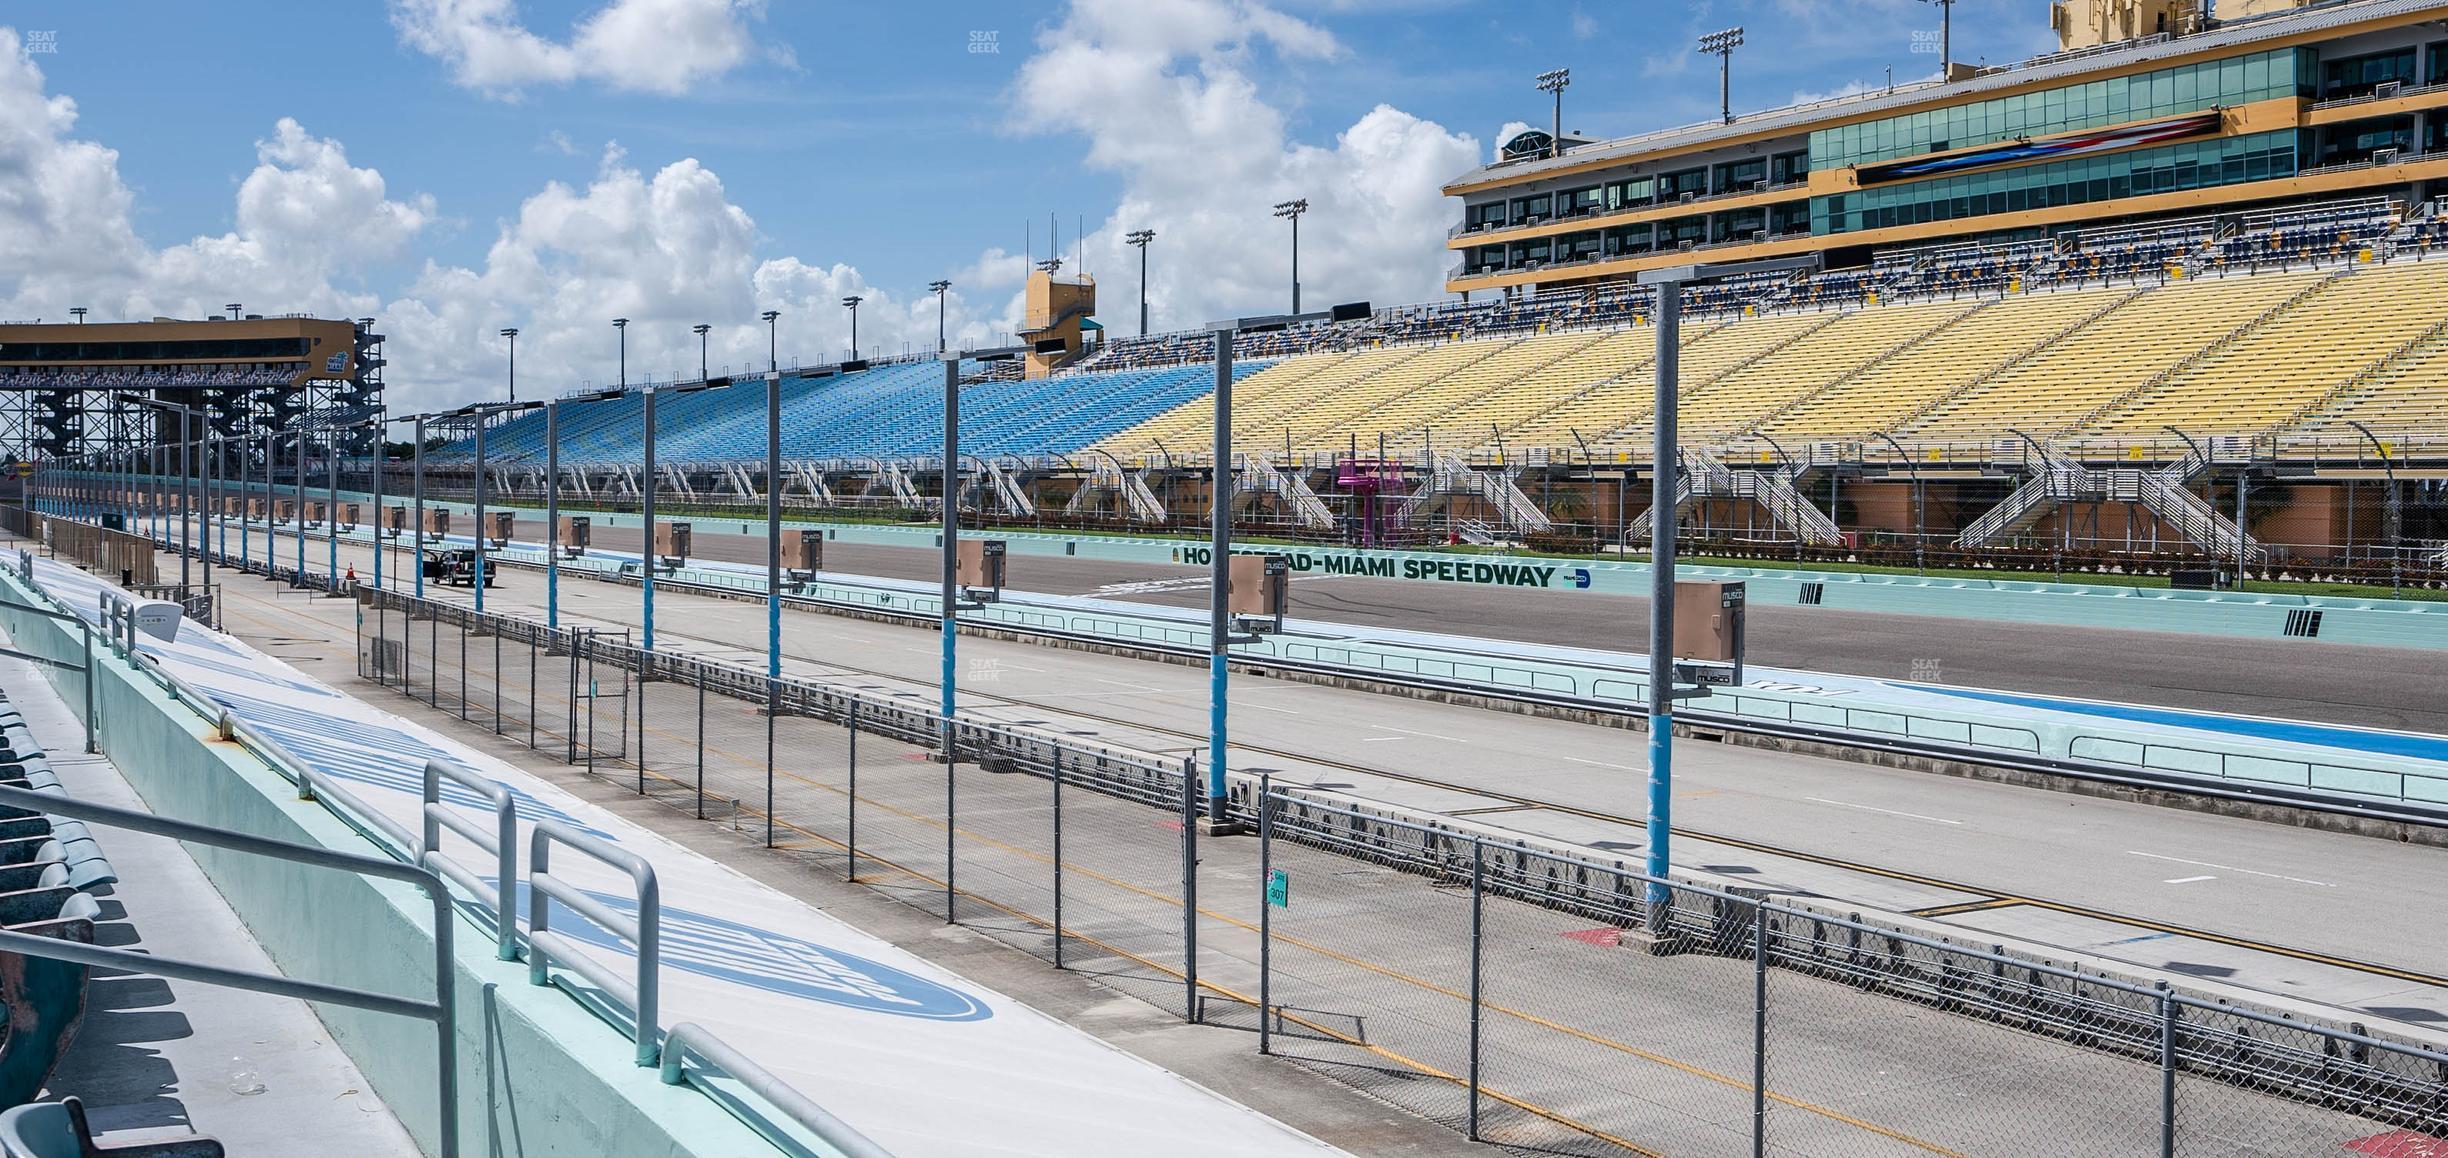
xmin=421 ymin=758 xmax=518 ymax=961
xmin=528 ymin=820 xmax=662 ymax=1067
xmin=659 ymin=1024 xmax=893 ymax=1158
xmin=0 ymin=783 xmax=461 ymax=1158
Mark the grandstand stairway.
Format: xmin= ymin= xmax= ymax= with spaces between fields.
xmin=1623 ymin=447 xmax=1842 ymax=546
xmin=1396 ymin=453 xmax=1553 ymax=536
xmin=1066 ymin=457 xmax=1166 ymax=524
xmin=1956 ymin=440 xmax=2263 ymax=562
xmin=1239 ymin=455 xmax=1336 ymax=530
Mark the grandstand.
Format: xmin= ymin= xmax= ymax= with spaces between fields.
xmin=426 ymin=206 xmax=2448 ymax=563
xmin=404 ymin=0 xmax=2448 ymax=565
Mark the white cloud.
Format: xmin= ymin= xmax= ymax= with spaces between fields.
xmin=388 ymin=0 xmax=772 ymax=97
xmin=4 ymin=0 xmax=1485 ymax=413
xmin=1010 ymin=0 xmax=1476 ymax=332
xmin=0 ymin=29 xmax=430 ymax=328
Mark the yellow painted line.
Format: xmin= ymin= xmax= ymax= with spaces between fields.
xmin=1908 ymin=898 xmax=2025 ymax=919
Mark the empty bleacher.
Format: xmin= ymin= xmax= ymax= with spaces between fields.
xmin=0 ymin=688 xmax=113 ymax=1106
xmin=455 ymin=358 xmax=1243 ymax=464
xmin=1895 ymin=269 xmax=2332 ymax=441
xmin=1674 ymin=300 xmax=1980 ymax=438
xmin=451 ymin=200 xmax=2448 ymax=467
xmin=2079 ymin=259 xmax=2448 ymax=436
xmin=1755 ymin=287 xmax=2131 ymax=441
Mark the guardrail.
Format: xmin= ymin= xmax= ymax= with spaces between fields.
xmin=528 ymin=820 xmax=662 ymax=1067
xmin=659 ymin=1024 xmax=894 ymax=1158
xmin=0 ymin=782 xmax=462 ymax=1158
xmin=421 ymin=758 xmax=519 ymax=961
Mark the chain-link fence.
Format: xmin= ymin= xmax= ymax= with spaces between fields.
xmin=344 ymin=583 xmax=2448 ymax=1157
xmin=1252 ymin=789 xmax=2448 ymax=1157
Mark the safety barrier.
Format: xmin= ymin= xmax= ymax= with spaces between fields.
xmin=420 ymin=759 xmax=519 ymax=961
xmin=528 ymin=821 xmax=662 ymax=1067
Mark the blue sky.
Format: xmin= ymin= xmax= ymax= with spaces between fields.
xmin=3 ymin=1 xmax=2058 ymax=404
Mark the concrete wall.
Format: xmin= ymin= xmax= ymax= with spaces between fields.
xmin=0 ymin=571 xmax=785 ymax=1158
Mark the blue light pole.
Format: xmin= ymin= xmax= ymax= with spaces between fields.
xmin=641 ymin=381 xmax=658 ymax=651
xmin=1195 ymin=304 xmax=1369 ymax=824
xmin=1632 ymin=254 xmax=1817 ymax=931
xmin=762 ymin=309 xmax=782 ymax=680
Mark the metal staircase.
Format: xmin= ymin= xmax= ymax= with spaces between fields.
xmin=1242 ymin=455 xmax=1336 ymax=530
xmin=1624 ymin=447 xmax=1841 ymax=545
xmin=1399 ymin=453 xmax=1553 ymax=535
xmin=1066 ymin=458 xmax=1166 ymax=524
xmin=1958 ymin=440 xmax=2262 ymax=561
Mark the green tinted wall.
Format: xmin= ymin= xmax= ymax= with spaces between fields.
xmin=1812 ymin=48 xmax=2302 ymax=170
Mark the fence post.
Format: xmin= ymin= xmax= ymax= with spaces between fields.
xmin=1257 ymin=773 xmax=1271 ymax=1057
xmin=944 ymin=721 xmax=957 ymax=924
xmin=764 ymin=675 xmax=777 ymax=849
xmin=2159 ymin=981 xmax=2177 ymax=1158
xmin=1468 ymin=837 xmax=1484 ymax=1142
xmin=1754 ymin=900 xmax=1769 ymax=1158
xmin=492 ymin=627 xmax=503 ymax=736
xmin=79 ymin=620 xmax=96 ymax=754
xmin=636 ymin=652 xmax=649 ymax=796
xmin=1051 ymin=745 xmax=1063 ymax=970
xmin=846 ymin=701 xmax=860 ymax=882
xmin=457 ymin=611 xmax=469 ymax=722
xmin=528 ymin=629 xmax=538 ymax=750
xmin=694 ymin=663 xmax=707 ymax=821
xmin=1182 ymin=753 xmax=1199 ymax=1024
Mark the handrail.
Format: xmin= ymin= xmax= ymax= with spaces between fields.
xmin=0 ymin=782 xmax=461 ymax=1158
xmin=422 ymin=758 xmax=519 ymax=961
xmin=528 ymin=819 xmax=662 ymax=1066
xmin=659 ymin=1023 xmax=896 ymax=1158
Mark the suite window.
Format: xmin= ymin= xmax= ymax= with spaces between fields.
xmin=1714 ymin=158 xmax=1767 ymax=191
xmin=1770 ymin=149 xmax=1810 ymax=185
xmin=1661 ymin=167 xmax=1709 ymax=199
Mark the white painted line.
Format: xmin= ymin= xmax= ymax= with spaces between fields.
xmin=1241 ymin=701 xmax=1303 ymax=715
xmin=1375 ymin=724 xmax=1466 ymax=743
xmin=1359 ymin=736 xmax=1407 ymax=743
xmin=1802 ymin=797 xmax=1962 ymax=826
xmin=2163 ymin=875 xmax=2217 ymax=885
xmin=2126 ymin=851 xmax=2334 ymax=888
xmin=1559 ymin=755 xmax=1640 ymax=772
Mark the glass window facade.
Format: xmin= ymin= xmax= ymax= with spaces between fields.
xmin=1661 ymin=167 xmax=1709 ymax=199
xmin=1812 ymin=49 xmax=2299 ymax=170
xmin=1815 ymin=129 xmax=2298 ymax=234
xmin=2320 ymin=47 xmax=2417 ymax=98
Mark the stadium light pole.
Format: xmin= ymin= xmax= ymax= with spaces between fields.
xmin=500 ymin=328 xmax=520 ymax=402
xmin=227 ymin=302 xmax=242 ymax=323
xmin=1272 ymin=200 xmax=1308 ymax=315
xmin=455 ymin=400 xmax=543 ymax=613
xmin=1634 ymin=253 xmax=1817 ymax=935
xmin=1698 ymin=27 xmax=1744 ymax=124
xmin=761 ymin=309 xmax=782 ymax=681
xmin=693 ymin=323 xmax=711 ymax=382
xmin=841 ymin=295 xmax=863 ymax=361
xmin=642 ymin=381 xmax=659 ymax=650
xmin=1197 ymin=303 xmax=1371 ymax=826
xmin=935 ymin=343 xmax=1030 ymax=748
xmin=1535 ymin=69 xmax=1570 ymax=158
xmin=411 ymin=414 xmax=426 ymax=598
xmin=1124 ymin=230 xmax=1156 ymax=335
xmin=70 ymin=307 xmax=85 ymax=324
xmin=1920 ymin=0 xmax=1956 ymax=74
xmin=614 ymin=317 xmax=629 ymax=389
xmin=927 ymin=282 xmax=951 ymax=353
